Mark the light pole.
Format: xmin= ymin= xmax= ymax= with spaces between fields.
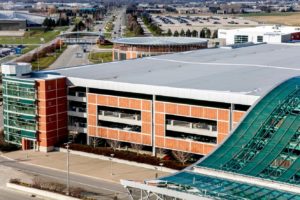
xmin=64 ymin=142 xmax=71 ymax=196
xmin=110 ymin=153 xmax=114 ymax=176
xmin=159 ymin=162 xmax=164 ymax=172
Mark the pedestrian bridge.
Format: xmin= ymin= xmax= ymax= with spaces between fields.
xmin=58 ymin=32 xmax=104 ymax=44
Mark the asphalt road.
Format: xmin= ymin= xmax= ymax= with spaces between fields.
xmin=48 ymin=45 xmax=90 ymax=69
xmin=0 ymin=156 xmax=129 ymax=200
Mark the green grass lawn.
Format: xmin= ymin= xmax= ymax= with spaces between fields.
xmin=31 ymin=46 xmax=67 ymax=70
xmin=239 ymin=12 xmax=296 ymax=17
xmin=123 ymin=29 xmax=137 ymax=37
xmin=22 ymin=45 xmax=39 ymax=54
xmin=97 ymin=44 xmax=113 ymax=49
xmin=89 ymin=52 xmax=112 ymax=64
xmin=0 ymin=27 xmax=68 ymax=45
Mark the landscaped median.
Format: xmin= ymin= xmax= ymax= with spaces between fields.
xmin=7 ymin=178 xmax=98 ymax=200
xmin=59 ymin=144 xmax=188 ymax=171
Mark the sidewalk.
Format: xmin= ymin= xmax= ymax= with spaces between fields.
xmin=3 ymin=150 xmax=170 ymax=184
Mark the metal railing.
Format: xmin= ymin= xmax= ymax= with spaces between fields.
xmin=166 ymin=119 xmax=216 ymax=132
xmin=99 ymin=110 xmax=141 ymax=121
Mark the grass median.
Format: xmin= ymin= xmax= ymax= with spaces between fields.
xmin=88 ymin=51 xmax=112 ymax=64
xmin=0 ymin=27 xmax=68 ymax=45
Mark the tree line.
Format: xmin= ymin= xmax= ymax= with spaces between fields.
xmin=167 ymin=28 xmax=218 ymax=38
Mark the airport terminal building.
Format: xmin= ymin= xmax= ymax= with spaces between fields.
xmin=2 ymin=43 xmax=300 ymax=159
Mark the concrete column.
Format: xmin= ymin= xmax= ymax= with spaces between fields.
xmin=152 ymin=95 xmax=156 ymax=157
xmin=230 ymin=103 xmax=235 ymax=131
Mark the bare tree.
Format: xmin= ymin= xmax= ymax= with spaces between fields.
xmin=131 ymin=143 xmax=143 ymax=155
xmin=107 ymin=140 xmax=120 ymax=151
xmin=90 ymin=137 xmax=100 ymax=148
xmin=172 ymin=150 xmax=192 ymax=165
xmin=156 ymin=148 xmax=167 ymax=158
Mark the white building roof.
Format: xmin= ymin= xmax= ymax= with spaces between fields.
xmin=47 ymin=44 xmax=300 ymax=106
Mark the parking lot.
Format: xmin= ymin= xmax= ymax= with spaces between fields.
xmin=152 ymin=14 xmax=259 ymax=32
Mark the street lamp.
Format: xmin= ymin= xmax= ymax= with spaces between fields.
xmin=64 ymin=142 xmax=71 ymax=196
xmin=110 ymin=153 xmax=114 ymax=176
xmin=159 ymin=163 xmax=164 ymax=172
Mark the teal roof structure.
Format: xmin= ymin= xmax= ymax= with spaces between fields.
xmin=160 ymin=77 xmax=300 ymax=199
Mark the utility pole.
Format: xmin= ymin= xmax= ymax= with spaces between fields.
xmin=64 ymin=142 xmax=71 ymax=196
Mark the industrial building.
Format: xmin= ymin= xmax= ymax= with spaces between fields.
xmin=0 ymin=10 xmax=50 ymax=30
xmin=2 ymin=43 xmax=300 ymax=160
xmin=218 ymin=25 xmax=300 ymax=45
xmin=112 ymin=37 xmax=208 ymax=61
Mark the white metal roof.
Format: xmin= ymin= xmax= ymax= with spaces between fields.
xmin=48 ymin=43 xmax=300 ymax=105
xmin=112 ymin=37 xmax=208 ymax=46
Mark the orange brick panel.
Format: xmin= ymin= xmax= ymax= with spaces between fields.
xmin=178 ymin=140 xmax=190 ymax=152
xmin=131 ymin=133 xmax=142 ymax=144
xmin=39 ymin=114 xmax=57 ymax=123
xmin=203 ymin=108 xmax=217 ymax=120
xmin=165 ymin=138 xmax=178 ymax=149
xmin=218 ymin=121 xmax=229 ymax=134
xmin=142 ymin=111 xmax=151 ymax=123
xmin=97 ymin=95 xmax=107 ymax=105
xmin=165 ymin=103 xmax=177 ymax=114
xmin=107 ymin=96 xmax=118 ymax=107
xmin=142 ymin=135 xmax=151 ymax=145
xmin=233 ymin=111 xmax=245 ymax=123
xmin=203 ymin=144 xmax=216 ymax=155
xmin=142 ymin=123 xmax=151 ymax=134
xmin=155 ymin=113 xmax=165 ymax=125
xmin=37 ymin=90 xmax=56 ymax=100
xmin=119 ymin=131 xmax=130 ymax=142
xmin=218 ymin=134 xmax=228 ymax=144
xmin=218 ymin=109 xmax=229 ymax=121
xmin=177 ymin=105 xmax=190 ymax=116
xmin=130 ymin=99 xmax=141 ymax=110
xmin=155 ymin=125 xmax=165 ymax=136
xmin=191 ymin=106 xmax=203 ymax=118
xmin=88 ymin=126 xmax=96 ymax=136
xmin=191 ymin=142 xmax=204 ymax=154
xmin=38 ymin=106 xmax=57 ymax=116
xmin=119 ymin=98 xmax=130 ymax=108
xmin=88 ymin=104 xmax=97 ymax=115
xmin=142 ymin=100 xmax=151 ymax=111
xmin=98 ymin=127 xmax=108 ymax=138
xmin=155 ymin=136 xmax=164 ymax=147
xmin=88 ymin=115 xmax=97 ymax=126
xmin=155 ymin=102 xmax=164 ymax=112
xmin=88 ymin=94 xmax=96 ymax=104
xmin=37 ymin=99 xmax=57 ymax=108
xmin=107 ymin=129 xmax=118 ymax=140
xmin=38 ymin=121 xmax=57 ymax=132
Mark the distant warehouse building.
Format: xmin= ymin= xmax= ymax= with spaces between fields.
xmin=219 ymin=25 xmax=300 ymax=45
xmin=112 ymin=37 xmax=208 ymax=61
xmin=2 ymin=44 xmax=300 ymax=156
xmin=0 ymin=10 xmax=50 ymax=30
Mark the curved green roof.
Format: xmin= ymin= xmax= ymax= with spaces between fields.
xmin=160 ymin=76 xmax=300 ymax=199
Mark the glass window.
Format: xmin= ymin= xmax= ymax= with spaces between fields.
xmin=234 ymin=35 xmax=249 ymax=44
xmin=257 ymin=36 xmax=263 ymax=43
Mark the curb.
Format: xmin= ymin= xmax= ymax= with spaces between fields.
xmin=6 ymin=182 xmax=80 ymax=200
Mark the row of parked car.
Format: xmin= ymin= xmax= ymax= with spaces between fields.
xmin=0 ymin=45 xmax=26 ymax=58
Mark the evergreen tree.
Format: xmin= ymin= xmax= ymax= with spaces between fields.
xmin=180 ymin=29 xmax=185 ymax=36
xmin=173 ymin=30 xmax=179 ymax=37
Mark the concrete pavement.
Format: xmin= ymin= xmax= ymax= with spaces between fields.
xmin=0 ymin=154 xmax=129 ymax=200
xmin=3 ymin=150 xmax=169 ymax=184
